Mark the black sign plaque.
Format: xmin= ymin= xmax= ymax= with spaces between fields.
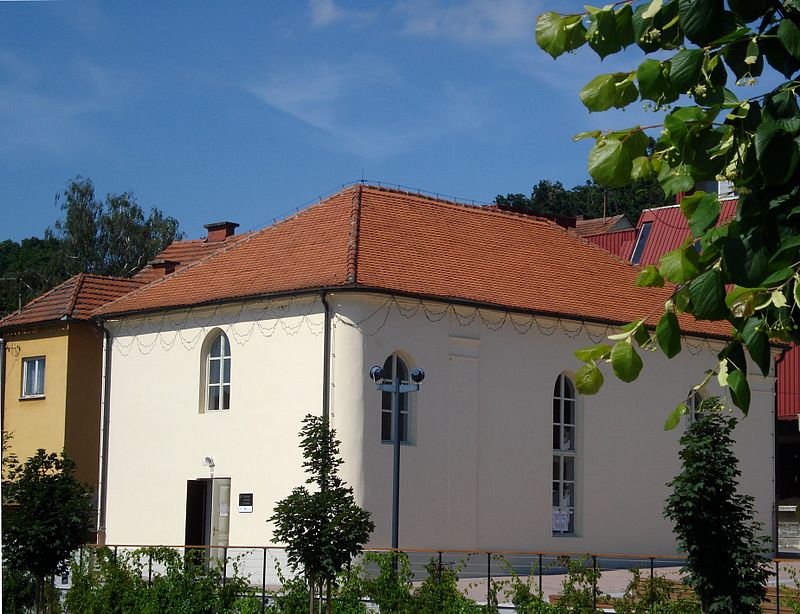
xmin=238 ymin=493 xmax=253 ymax=513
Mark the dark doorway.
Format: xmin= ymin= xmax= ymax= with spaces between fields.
xmin=185 ymin=479 xmax=211 ymax=546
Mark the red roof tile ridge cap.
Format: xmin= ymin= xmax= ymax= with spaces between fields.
xmin=346 ymin=184 xmax=363 ymax=284
xmin=95 ymin=189 xmax=357 ymax=317
xmin=66 ymin=273 xmax=88 ymax=317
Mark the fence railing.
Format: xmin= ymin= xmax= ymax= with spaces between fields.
xmin=60 ymin=544 xmax=800 ymax=613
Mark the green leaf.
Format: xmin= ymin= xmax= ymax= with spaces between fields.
xmin=573 ymin=130 xmax=602 ymax=142
xmin=588 ymin=138 xmax=632 ymax=187
xmin=574 ymin=343 xmax=612 ymax=362
xmin=564 ymin=14 xmax=589 ymax=52
xmin=631 ymin=156 xmax=654 ymax=181
xmin=664 ymin=403 xmax=687 ymax=430
xmin=688 ymin=269 xmax=727 ymax=320
xmin=536 ymin=12 xmax=568 ymax=58
xmin=642 ymin=0 xmax=663 ymax=21
xmin=728 ymin=0 xmax=770 ymax=22
xmin=669 ymin=48 xmax=705 ymax=93
xmin=755 ymin=120 xmax=799 ymax=186
xmin=587 ymin=8 xmax=621 ymax=58
xmin=579 ymin=73 xmax=639 ymax=112
xmin=659 ymin=245 xmax=700 ymax=284
xmin=680 ymin=191 xmax=720 ymax=237
xmin=761 ymin=267 xmax=795 ymax=286
xmin=679 ymin=0 xmax=718 ymax=45
xmin=725 ymin=286 xmax=765 ymax=318
xmin=656 ymin=310 xmax=682 ymax=358
xmin=637 ymin=264 xmax=664 ymax=287
xmin=778 ymin=19 xmax=800 ymax=61
xmin=636 ymin=59 xmax=676 ymax=103
xmin=611 ymin=341 xmax=644 ymax=382
xmin=727 ymin=368 xmax=751 ymax=414
xmin=575 ymin=361 xmax=604 ymax=395
xmin=615 ymin=4 xmax=635 ymax=47
xmin=741 ymin=317 xmax=770 ymax=376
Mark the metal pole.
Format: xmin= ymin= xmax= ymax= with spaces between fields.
xmin=538 ymin=554 xmax=543 ymax=596
xmin=148 ymin=551 xmax=152 ymax=585
xmin=222 ymin=547 xmax=228 ymax=586
xmin=261 ymin=547 xmax=267 ymax=614
xmin=391 ymin=376 xmax=401 ymax=554
xmin=776 ymin=559 xmax=781 ymax=614
xmin=592 ymin=555 xmax=597 ymax=610
xmin=487 ymin=552 xmax=492 ymax=606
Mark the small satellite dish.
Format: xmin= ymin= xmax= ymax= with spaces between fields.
xmin=203 ymin=456 xmax=215 ymax=467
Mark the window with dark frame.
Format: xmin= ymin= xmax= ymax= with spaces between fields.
xmin=22 ymin=356 xmax=45 ymax=398
xmin=380 ymin=354 xmax=410 ymax=443
xmin=552 ymin=374 xmax=576 ymax=534
xmin=206 ymin=332 xmax=231 ymax=411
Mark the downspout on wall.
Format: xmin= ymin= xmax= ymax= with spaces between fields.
xmin=774 ymin=347 xmax=788 ymax=554
xmin=96 ymin=322 xmax=113 ymax=544
xmin=321 ymin=292 xmax=331 ymax=420
xmin=0 ymin=336 xmax=5 ymax=435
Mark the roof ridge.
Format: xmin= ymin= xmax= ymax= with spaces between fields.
xmin=66 ymin=273 xmax=86 ymax=317
xmin=346 ymin=184 xmax=362 ymax=284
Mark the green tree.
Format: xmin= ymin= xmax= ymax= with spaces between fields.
xmin=49 ymin=176 xmax=182 ymax=277
xmin=496 ymin=177 xmax=669 ymax=224
xmin=2 ymin=448 xmax=94 ymax=613
xmin=536 ymin=0 xmax=800 ymax=419
xmin=664 ymin=398 xmax=770 ymax=613
xmin=0 ymin=237 xmax=66 ymax=316
xmin=269 ymin=414 xmax=374 ymax=614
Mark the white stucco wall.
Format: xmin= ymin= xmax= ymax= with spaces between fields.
xmin=103 ymin=291 xmax=775 ymax=558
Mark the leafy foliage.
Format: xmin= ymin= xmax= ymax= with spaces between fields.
xmin=269 ymin=414 xmax=374 ymax=613
xmin=495 ymin=178 xmax=669 ymax=224
xmin=65 ymin=546 xmax=258 ymax=614
xmin=537 ymin=0 xmax=800 ymax=416
xmin=0 ymin=236 xmax=65 ymax=316
xmin=2 ymin=449 xmax=94 ymax=580
xmin=664 ymin=399 xmax=771 ymax=613
xmin=49 ymin=176 xmax=182 ymax=278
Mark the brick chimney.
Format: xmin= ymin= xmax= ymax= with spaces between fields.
xmin=204 ymin=221 xmax=239 ymax=242
xmin=148 ymin=259 xmax=179 ymax=277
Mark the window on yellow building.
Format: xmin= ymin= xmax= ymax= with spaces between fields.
xmin=22 ymin=356 xmax=45 ymax=398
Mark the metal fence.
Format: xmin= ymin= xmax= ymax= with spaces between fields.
xmin=59 ymin=544 xmax=800 ymax=612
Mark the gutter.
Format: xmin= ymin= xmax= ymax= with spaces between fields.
xmin=96 ymin=322 xmax=113 ymax=544
xmin=320 ymin=292 xmax=332 ymax=420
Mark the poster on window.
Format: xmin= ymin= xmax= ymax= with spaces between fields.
xmin=552 ymin=510 xmax=570 ymax=532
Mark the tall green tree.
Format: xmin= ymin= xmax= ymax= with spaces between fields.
xmin=496 ymin=177 xmax=670 ymax=224
xmin=270 ymin=414 xmax=374 ymax=614
xmin=664 ymin=399 xmax=770 ymax=613
xmin=50 ymin=176 xmax=182 ymax=277
xmin=536 ymin=0 xmax=800 ymax=419
xmin=2 ymin=449 xmax=94 ymax=613
xmin=0 ymin=237 xmax=64 ymax=315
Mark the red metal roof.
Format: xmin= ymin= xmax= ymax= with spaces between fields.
xmin=574 ymin=214 xmax=631 ymax=237
xmin=634 ymin=199 xmax=738 ymax=266
xmin=585 ymin=228 xmax=636 ymax=260
xmin=0 ymin=274 xmax=144 ymax=329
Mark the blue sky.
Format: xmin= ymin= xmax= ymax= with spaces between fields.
xmin=2 ymin=0 xmax=656 ymax=242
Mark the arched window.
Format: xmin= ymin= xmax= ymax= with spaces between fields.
xmin=205 ymin=331 xmax=231 ymax=411
xmin=552 ymin=374 xmax=576 ymax=534
xmin=381 ymin=354 xmax=410 ymax=443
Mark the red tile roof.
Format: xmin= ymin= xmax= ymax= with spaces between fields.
xmin=0 ymin=274 xmax=144 ymax=329
xmin=94 ymin=185 xmax=729 ymax=339
xmin=132 ymin=233 xmax=247 ymax=283
xmin=574 ymin=214 xmax=631 ymax=237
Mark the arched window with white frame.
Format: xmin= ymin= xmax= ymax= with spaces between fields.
xmin=552 ymin=374 xmax=576 ymax=535
xmin=204 ymin=330 xmax=231 ymax=412
xmin=381 ymin=354 xmax=410 ymax=444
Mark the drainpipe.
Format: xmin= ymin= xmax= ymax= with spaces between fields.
xmin=320 ymin=292 xmax=332 ymax=420
xmin=1 ymin=336 xmax=5 ymax=435
xmin=96 ymin=322 xmax=113 ymax=544
xmin=774 ymin=347 xmax=788 ymax=555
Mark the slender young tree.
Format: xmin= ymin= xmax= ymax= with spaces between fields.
xmin=664 ymin=398 xmax=770 ymax=613
xmin=269 ymin=414 xmax=374 ymax=614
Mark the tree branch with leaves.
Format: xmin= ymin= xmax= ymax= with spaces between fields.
xmin=536 ymin=0 xmax=800 ymax=426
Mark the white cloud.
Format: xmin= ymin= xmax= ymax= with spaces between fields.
xmin=246 ymin=58 xmax=493 ymax=158
xmin=308 ymin=0 xmax=375 ymax=28
xmin=395 ymin=0 xmax=541 ymax=45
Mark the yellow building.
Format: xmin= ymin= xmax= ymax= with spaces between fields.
xmin=0 ymin=274 xmax=142 ymax=489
